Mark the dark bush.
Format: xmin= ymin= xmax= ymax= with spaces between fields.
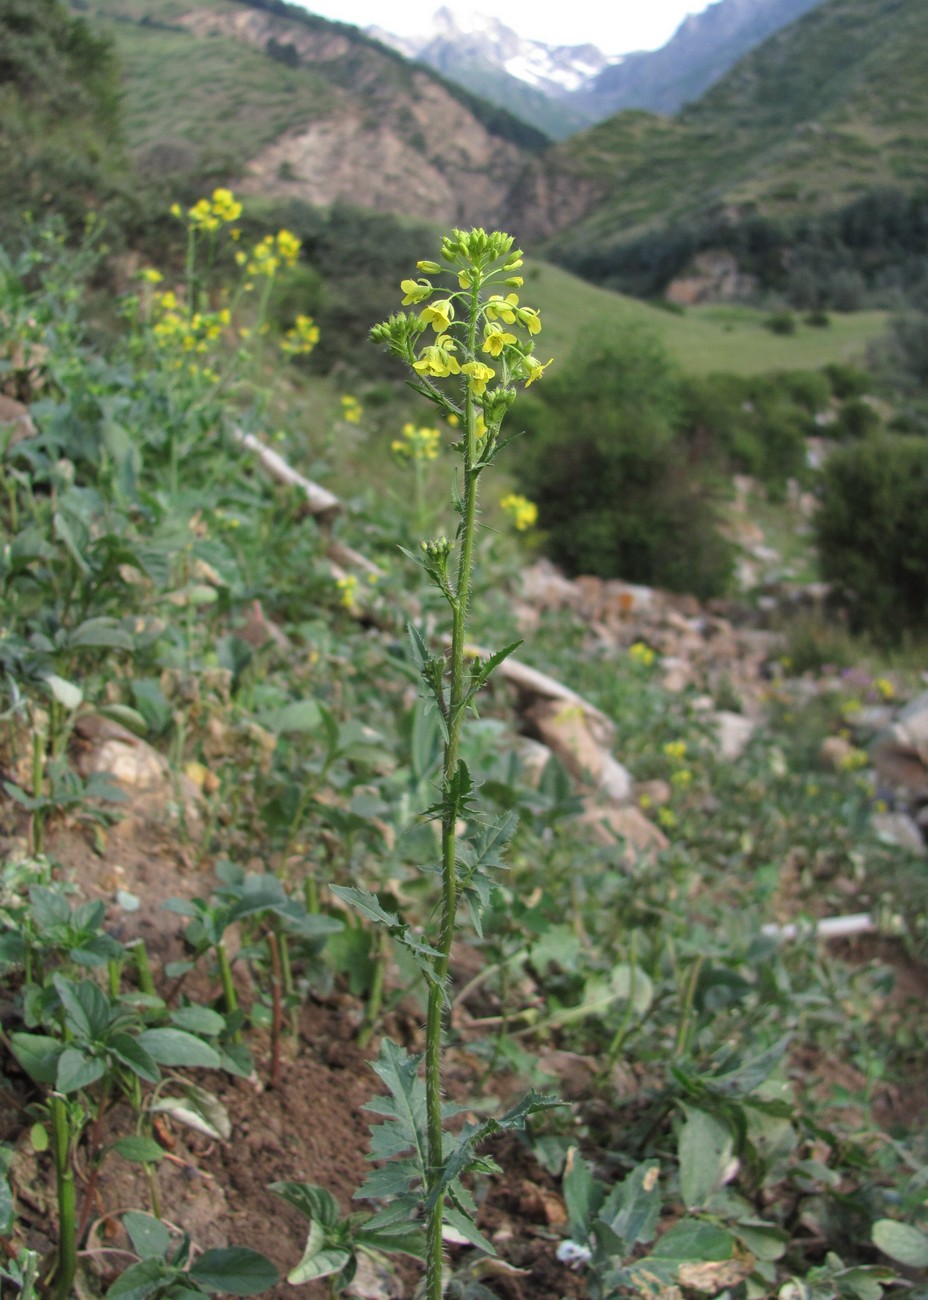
xmin=515 ymin=326 xmax=734 ymax=599
xmin=815 ymin=434 xmax=928 ymax=640
xmin=832 ymin=397 xmax=881 ymax=440
xmin=765 ymin=310 xmax=797 ymax=335
xmin=823 ymin=363 xmax=872 ymax=399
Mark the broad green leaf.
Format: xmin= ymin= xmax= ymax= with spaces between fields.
xmin=650 ymin=1219 xmax=733 ymax=1262
xmin=150 ymin=1086 xmax=231 ymax=1141
xmin=9 ymin=1033 xmax=63 ymax=1085
xmin=256 ymin=700 xmax=322 ymax=734
xmin=105 ymin=1256 xmax=172 ymax=1299
xmin=109 ymin=1033 xmax=161 ymax=1085
xmin=736 ymin=1220 xmax=787 ymax=1262
xmin=57 ymin=1046 xmax=106 ymax=1093
xmin=111 ymin=1136 xmax=165 ymax=1164
xmin=872 ymin=1219 xmax=928 ymax=1268
xmin=563 ymin=1149 xmax=596 ymax=1244
xmin=28 ymin=884 xmax=70 ymax=930
xmin=679 ymin=1107 xmax=734 ymax=1209
xmin=136 ymin=1029 xmax=221 ymax=1070
xmin=120 ymin=1216 xmax=170 ymax=1268
xmin=170 ymin=1006 xmax=226 ymax=1037
xmin=601 ymin=1159 xmax=661 ymax=1248
xmin=68 ymin=617 xmax=133 ymax=651
xmin=286 ymin=1220 xmax=350 ymax=1285
xmin=42 ymin=673 xmax=83 ymax=710
xmin=269 ymin=1181 xmax=340 ymax=1228
xmin=443 ymin=1205 xmax=495 ymax=1254
xmin=96 ymin=704 xmax=148 ymax=736
xmin=189 ymin=1247 xmax=278 ymax=1294
xmin=54 ymin=974 xmax=110 ymax=1041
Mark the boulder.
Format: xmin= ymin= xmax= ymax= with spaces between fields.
xmin=714 ymin=711 xmax=756 ymax=760
xmin=574 ymin=803 xmax=669 ymax=868
xmin=524 ymin=698 xmax=632 ymax=804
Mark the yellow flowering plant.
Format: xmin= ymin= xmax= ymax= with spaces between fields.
xmin=320 ymin=230 xmax=559 ymax=1298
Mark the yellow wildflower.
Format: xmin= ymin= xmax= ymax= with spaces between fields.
xmin=461 ymin=360 xmax=495 ymax=395
xmin=522 ymin=355 xmax=553 ymax=387
xmin=400 ymin=278 xmax=432 ymax=305
xmin=211 ymin=187 xmax=242 ymax=223
xmin=481 ymin=323 xmax=517 ymax=357
xmin=420 ymin=299 xmax=455 ymax=333
xmin=628 ymin=642 xmax=655 ymax=667
xmin=499 ymin=492 xmax=537 ymax=531
xmin=336 ymin=575 xmax=358 ymax=609
xmin=276 ymin=229 xmax=301 ymax=266
xmin=392 ymin=423 xmax=441 ymax=461
xmin=139 ymin=267 xmax=163 ymax=285
xmin=413 ymin=334 xmax=461 ymax=379
xmin=341 ymin=395 xmax=363 ymax=423
xmin=663 ymin=740 xmax=687 ymax=761
xmin=485 ymin=293 xmax=519 ymax=324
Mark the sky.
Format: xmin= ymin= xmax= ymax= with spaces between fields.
xmin=292 ymin=1 xmax=716 ymax=57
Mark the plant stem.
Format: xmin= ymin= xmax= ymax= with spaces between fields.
xmin=424 ymin=282 xmax=482 ymax=1300
xmin=215 ymin=942 xmax=240 ymax=1042
xmin=50 ymin=1095 xmax=76 ymax=1300
xmin=267 ymin=927 xmax=283 ymax=1088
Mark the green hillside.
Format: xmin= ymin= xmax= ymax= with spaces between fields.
xmin=534 ymin=0 xmax=928 ymax=296
xmin=528 ymin=262 xmax=886 ymax=376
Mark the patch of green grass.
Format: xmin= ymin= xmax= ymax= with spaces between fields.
xmin=527 ymin=262 xmax=887 ymax=377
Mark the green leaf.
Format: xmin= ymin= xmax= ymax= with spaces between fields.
xmin=563 ymin=1150 xmax=596 ymax=1244
xmin=9 ymin=1032 xmax=63 ymax=1085
xmin=443 ymin=1204 xmax=495 ymax=1254
xmin=363 ymin=1039 xmax=429 ymax=1186
xmin=42 ymin=673 xmax=83 ymax=710
xmin=679 ymin=1107 xmax=734 ymax=1210
xmin=467 ymin=639 xmax=523 ymax=693
xmin=122 ymin=1212 xmax=171 ymax=1261
xmin=269 ymin=1181 xmax=341 ymax=1228
xmin=601 ymin=1159 xmax=661 ymax=1249
xmin=109 ymin=1033 xmax=161 ymax=1085
xmin=96 ymin=704 xmax=148 ymax=736
xmin=872 ymin=1219 xmax=928 ymax=1268
xmin=651 ymin=1219 xmax=733 ymax=1262
xmin=170 ymin=1006 xmax=227 ymax=1037
xmin=105 ymin=1257 xmax=172 ymax=1299
xmin=111 ymin=1136 xmax=165 ymax=1164
xmin=54 ymin=974 xmax=111 ymax=1041
xmin=286 ymin=1220 xmax=351 ymax=1285
xmin=135 ymin=1029 xmax=222 ymax=1070
xmin=150 ymin=1086 xmax=231 ymax=1141
xmin=56 ymin=1046 xmax=106 ymax=1093
xmin=68 ymin=617 xmax=133 ymax=652
xmin=256 ymin=700 xmax=322 ymax=734
xmin=189 ymin=1247 xmax=279 ymax=1294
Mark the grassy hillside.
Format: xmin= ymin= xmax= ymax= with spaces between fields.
xmin=531 ymin=0 xmax=928 ymax=286
xmin=527 ymin=262 xmax=886 ymax=375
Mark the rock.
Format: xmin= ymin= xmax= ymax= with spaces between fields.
xmin=72 ymin=715 xmax=203 ymax=830
xmin=575 ymin=804 xmax=669 ymax=867
xmin=523 ymin=698 xmax=632 ymax=804
xmin=821 ymin=735 xmax=856 ymax=772
xmin=871 ymin=811 xmax=925 ymax=856
xmin=872 ymin=695 xmax=928 ymax=801
xmin=714 ymin=711 xmax=756 ymax=760
xmin=0 ymin=395 xmax=36 ymax=446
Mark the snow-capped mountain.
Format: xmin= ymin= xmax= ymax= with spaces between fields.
xmin=368 ymin=8 xmax=616 ymax=137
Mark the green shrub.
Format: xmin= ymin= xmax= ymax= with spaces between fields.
xmin=815 ymin=434 xmax=928 ymax=640
xmin=833 ymin=396 xmax=881 ymax=440
xmin=516 ymin=325 xmax=734 ymax=599
xmin=765 ymin=310 xmax=797 ymax=335
xmin=823 ymin=362 xmax=872 ymax=399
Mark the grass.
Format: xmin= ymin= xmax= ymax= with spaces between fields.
xmin=527 ymin=261 xmax=887 ymax=376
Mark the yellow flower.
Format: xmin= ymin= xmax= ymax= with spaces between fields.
xmin=461 ymin=360 xmax=495 ymax=395
xmin=211 ymin=187 xmax=242 ymax=223
xmin=485 ymin=293 xmax=519 ymax=324
xmin=628 ymin=641 xmax=655 ymax=667
xmin=336 ymin=575 xmax=358 ymax=609
xmin=401 ymin=278 xmax=432 ymax=305
xmin=516 ymin=306 xmax=542 ymax=335
xmin=341 ymin=395 xmax=363 ymax=423
xmin=481 ymin=323 xmax=517 ymax=357
xmin=169 ymin=202 xmax=183 ymax=219
xmin=413 ymin=334 xmax=461 ymax=378
xmin=420 ymin=299 xmax=455 ymax=333
xmin=281 ymin=313 xmax=320 ymax=356
xmin=499 ymin=492 xmax=537 ymax=531
xmin=874 ymin=677 xmax=894 ymax=701
xmin=139 ymin=267 xmax=163 ymax=285
xmin=522 ymin=355 xmax=553 ymax=387
xmin=475 ymin=414 xmax=487 ymax=440
xmin=671 ymin=768 xmax=693 ymax=788
xmin=188 ymin=198 xmax=220 ymax=232
xmin=276 ymin=229 xmax=301 ymax=266
xmin=392 ymin=423 xmax=441 ymax=461
xmin=663 ymin=740 xmax=687 ymax=761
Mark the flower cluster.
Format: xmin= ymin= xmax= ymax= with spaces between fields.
xmin=340 ymin=395 xmax=363 ymax=424
xmin=628 ymin=641 xmax=656 ymax=668
xmin=499 ymin=492 xmax=537 ymax=531
xmin=392 ymin=423 xmax=442 ymax=462
xmin=236 ymin=229 xmax=301 ymax=278
xmin=170 ymin=187 xmax=243 ymax=232
xmin=280 ymin=313 xmax=320 ymax=357
xmin=371 ymin=227 xmax=553 ymax=452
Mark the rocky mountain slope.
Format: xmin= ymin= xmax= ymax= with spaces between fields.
xmin=77 ymin=0 xmax=546 ymax=228
xmin=507 ymin=0 xmax=928 ymax=248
